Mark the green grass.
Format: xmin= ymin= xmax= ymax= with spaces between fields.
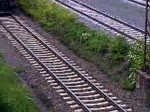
xmin=0 ymin=55 xmax=40 ymax=112
xmin=17 ymin=0 xmax=146 ymax=91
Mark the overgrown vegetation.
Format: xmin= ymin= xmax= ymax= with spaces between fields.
xmin=17 ymin=0 xmax=149 ymax=91
xmin=122 ymin=41 xmax=150 ymax=91
xmin=0 ymin=54 xmax=40 ymax=112
xmin=124 ymin=41 xmax=144 ymax=90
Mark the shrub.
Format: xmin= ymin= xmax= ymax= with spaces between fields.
xmin=86 ymin=31 xmax=109 ymax=54
xmin=126 ymin=41 xmax=144 ymax=89
xmin=0 ymin=60 xmax=40 ymax=112
xmin=108 ymin=37 xmax=129 ymax=62
xmin=119 ymin=78 xmax=135 ymax=91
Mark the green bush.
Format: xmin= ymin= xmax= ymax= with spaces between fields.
xmin=0 ymin=60 xmax=40 ymax=112
xmin=108 ymin=37 xmax=129 ymax=62
xmin=126 ymin=41 xmax=144 ymax=89
xmin=119 ymin=78 xmax=135 ymax=91
xmin=85 ymin=31 xmax=109 ymax=54
xmin=0 ymin=96 xmax=13 ymax=112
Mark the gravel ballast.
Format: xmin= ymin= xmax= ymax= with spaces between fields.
xmin=0 ymin=28 xmax=73 ymax=112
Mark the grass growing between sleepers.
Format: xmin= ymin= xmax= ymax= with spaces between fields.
xmin=0 ymin=54 xmax=40 ymax=112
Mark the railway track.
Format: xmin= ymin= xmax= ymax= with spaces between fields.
xmin=55 ymin=0 xmax=149 ymax=42
xmin=0 ymin=15 xmax=132 ymax=112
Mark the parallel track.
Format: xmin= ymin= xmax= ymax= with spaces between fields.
xmin=55 ymin=0 xmax=149 ymax=42
xmin=0 ymin=15 xmax=132 ymax=112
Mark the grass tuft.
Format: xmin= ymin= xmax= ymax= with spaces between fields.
xmin=0 ymin=58 xmax=40 ymax=112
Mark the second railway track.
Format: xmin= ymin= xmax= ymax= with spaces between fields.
xmin=0 ymin=15 xmax=132 ymax=112
xmin=55 ymin=0 xmax=149 ymax=42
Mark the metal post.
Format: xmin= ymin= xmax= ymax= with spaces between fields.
xmin=144 ymin=0 xmax=149 ymax=70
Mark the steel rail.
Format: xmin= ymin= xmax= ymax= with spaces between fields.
xmin=0 ymin=12 xmax=11 ymax=16
xmin=55 ymin=0 xmax=150 ymax=41
xmin=55 ymin=0 xmax=138 ymax=40
xmin=71 ymin=0 xmax=145 ymax=34
xmin=0 ymin=17 xmax=91 ymax=112
xmin=10 ymin=15 xmax=127 ymax=112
